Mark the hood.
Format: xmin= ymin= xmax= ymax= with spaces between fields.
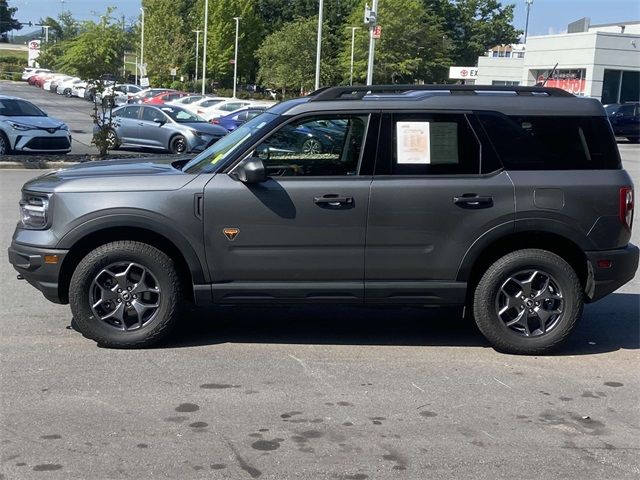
xmin=182 ymin=122 xmax=228 ymax=136
xmin=23 ymin=156 xmax=196 ymax=194
xmin=1 ymin=115 xmax=67 ymax=129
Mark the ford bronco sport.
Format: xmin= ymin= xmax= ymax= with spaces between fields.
xmin=8 ymin=85 xmax=638 ymax=354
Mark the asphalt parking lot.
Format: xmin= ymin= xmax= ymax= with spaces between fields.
xmin=1 ymin=131 xmax=639 ymax=478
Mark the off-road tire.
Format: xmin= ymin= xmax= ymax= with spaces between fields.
xmin=473 ymin=249 xmax=583 ymax=355
xmin=69 ymin=241 xmax=182 ymax=348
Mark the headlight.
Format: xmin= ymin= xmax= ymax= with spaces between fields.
xmin=190 ymin=129 xmax=203 ymax=138
xmin=19 ymin=193 xmax=50 ymax=229
xmin=9 ymin=122 xmax=33 ymax=131
xmin=59 ymin=124 xmax=69 ymax=131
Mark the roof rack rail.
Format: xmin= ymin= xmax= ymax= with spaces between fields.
xmin=308 ymin=84 xmax=574 ymax=101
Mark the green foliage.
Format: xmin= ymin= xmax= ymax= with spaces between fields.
xmin=424 ymin=0 xmax=521 ymax=66
xmin=38 ymin=12 xmax=81 ymax=43
xmin=256 ymin=16 xmax=334 ymax=96
xmin=0 ymin=0 xmax=22 ymax=41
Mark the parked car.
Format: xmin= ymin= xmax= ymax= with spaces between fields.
xmin=127 ymin=88 xmax=176 ymax=104
xmin=144 ymin=91 xmax=190 ymax=105
xmin=184 ymin=96 xmax=230 ymax=114
xmin=212 ymin=106 xmax=268 ymax=131
xmin=166 ymin=94 xmax=206 ymax=106
xmin=32 ymin=73 xmax=56 ymax=88
xmin=56 ymin=77 xmax=83 ymax=96
xmin=98 ymin=84 xmax=143 ymax=106
xmin=44 ymin=74 xmax=71 ymax=92
xmin=21 ymin=68 xmax=51 ymax=81
xmin=105 ymin=104 xmax=227 ymax=153
xmin=72 ymin=81 xmax=87 ymax=98
xmin=8 ymin=84 xmax=638 ymax=354
xmin=605 ymin=102 xmax=640 ymax=143
xmin=196 ymin=99 xmax=254 ymax=121
xmin=0 ymin=95 xmax=71 ymax=154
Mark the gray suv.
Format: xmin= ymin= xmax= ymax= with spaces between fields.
xmin=8 ymin=85 xmax=638 ymax=354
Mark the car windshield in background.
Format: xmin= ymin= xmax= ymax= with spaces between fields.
xmin=183 ymin=112 xmax=277 ymax=174
xmin=159 ymin=106 xmax=203 ymax=123
xmin=0 ymin=99 xmax=46 ymax=117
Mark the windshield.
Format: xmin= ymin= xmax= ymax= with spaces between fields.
xmin=159 ymin=106 xmax=204 ymax=123
xmin=183 ymin=112 xmax=279 ymax=174
xmin=0 ymin=99 xmax=46 ymax=117
xmin=604 ymin=105 xmax=619 ymax=115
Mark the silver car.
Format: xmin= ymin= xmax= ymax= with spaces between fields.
xmin=0 ymin=95 xmax=71 ymax=155
xmin=106 ymin=104 xmax=228 ymax=153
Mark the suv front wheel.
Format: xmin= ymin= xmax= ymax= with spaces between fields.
xmin=69 ymin=241 xmax=182 ymax=348
xmin=473 ymin=249 xmax=583 ymax=355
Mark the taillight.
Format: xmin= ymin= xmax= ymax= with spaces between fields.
xmin=619 ymin=186 xmax=634 ymax=231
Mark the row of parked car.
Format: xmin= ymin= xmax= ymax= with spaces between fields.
xmin=18 ymin=67 xmax=278 ymax=154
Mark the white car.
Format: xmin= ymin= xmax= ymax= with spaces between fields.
xmin=21 ymin=68 xmax=51 ymax=81
xmin=72 ymin=81 xmax=87 ymax=98
xmin=56 ymin=77 xmax=83 ymax=96
xmin=166 ymin=94 xmax=206 ymax=107
xmin=184 ymin=96 xmax=230 ymax=114
xmin=43 ymin=75 xmax=71 ymax=92
xmin=98 ymin=84 xmax=143 ymax=106
xmin=195 ymin=99 xmax=255 ymax=121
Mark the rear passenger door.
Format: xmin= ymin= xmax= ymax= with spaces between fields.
xmin=113 ymin=106 xmax=141 ymax=144
xmin=364 ymin=112 xmax=515 ymax=304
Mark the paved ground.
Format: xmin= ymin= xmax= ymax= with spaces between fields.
xmin=0 ymin=148 xmax=639 ymax=478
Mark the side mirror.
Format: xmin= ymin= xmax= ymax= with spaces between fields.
xmin=153 ymin=118 xmax=166 ymax=125
xmin=232 ymin=156 xmax=267 ymax=184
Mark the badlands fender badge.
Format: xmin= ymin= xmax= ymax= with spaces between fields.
xmin=223 ymin=228 xmax=240 ymax=241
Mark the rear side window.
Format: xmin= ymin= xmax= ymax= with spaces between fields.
xmin=477 ymin=113 xmax=620 ymax=170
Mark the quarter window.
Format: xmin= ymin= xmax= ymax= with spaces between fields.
xmin=254 ymin=115 xmax=369 ymax=176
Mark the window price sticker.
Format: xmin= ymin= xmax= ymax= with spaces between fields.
xmin=396 ymin=121 xmax=431 ymax=164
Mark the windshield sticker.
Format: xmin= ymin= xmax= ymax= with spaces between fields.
xmin=396 ymin=121 xmax=431 ymax=164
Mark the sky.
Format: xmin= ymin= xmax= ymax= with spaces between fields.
xmin=7 ymin=0 xmax=640 ymax=37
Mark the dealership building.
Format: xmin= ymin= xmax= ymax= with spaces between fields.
xmin=472 ymin=18 xmax=640 ymax=103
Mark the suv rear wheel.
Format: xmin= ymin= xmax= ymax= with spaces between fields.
xmin=473 ymin=249 xmax=583 ymax=355
xmin=69 ymin=241 xmax=182 ymax=348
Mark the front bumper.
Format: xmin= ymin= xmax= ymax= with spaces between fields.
xmin=8 ymin=242 xmax=69 ymax=304
xmin=585 ymin=243 xmax=639 ymax=302
xmin=12 ymin=133 xmax=72 ymax=154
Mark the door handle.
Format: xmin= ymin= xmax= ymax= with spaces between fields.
xmin=314 ymin=195 xmax=354 ymax=207
xmin=453 ymin=194 xmax=493 ymax=208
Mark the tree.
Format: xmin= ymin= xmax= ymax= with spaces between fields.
xmin=0 ymin=0 xmax=22 ymax=42
xmin=424 ymin=0 xmax=521 ymax=66
xmin=256 ymin=16 xmax=333 ymax=96
xmin=339 ymin=0 xmax=450 ymax=85
xmin=38 ymin=12 xmax=80 ymax=43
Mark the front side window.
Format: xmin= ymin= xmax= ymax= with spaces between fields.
xmin=114 ymin=106 xmax=140 ymax=119
xmin=389 ymin=114 xmax=480 ymax=175
xmin=141 ymin=107 xmax=163 ymax=122
xmin=254 ymin=115 xmax=369 ymax=177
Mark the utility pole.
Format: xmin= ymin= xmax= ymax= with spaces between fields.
xmin=193 ymin=30 xmax=202 ymax=88
xmin=365 ymin=0 xmax=379 ymax=85
xmin=139 ymin=7 xmax=145 ymax=73
xmin=347 ymin=27 xmax=361 ymax=86
xmin=42 ymin=25 xmax=50 ymax=43
xmin=232 ymin=17 xmax=241 ymax=98
xmin=524 ymin=0 xmax=534 ymax=44
xmin=314 ymin=0 xmax=324 ymax=91
xmin=202 ymin=0 xmax=209 ymax=94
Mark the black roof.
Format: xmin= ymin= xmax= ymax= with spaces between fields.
xmin=270 ymin=84 xmax=607 ymax=117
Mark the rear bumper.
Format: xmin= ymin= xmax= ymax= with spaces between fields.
xmin=585 ymin=243 xmax=639 ymax=302
xmin=8 ymin=242 xmax=68 ymax=304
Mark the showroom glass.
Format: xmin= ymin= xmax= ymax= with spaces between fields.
xmin=0 ymin=99 xmax=46 ymax=117
xmin=255 ymin=115 xmax=369 ymax=177
xmin=183 ymin=112 xmax=279 ymax=174
xmin=390 ymin=114 xmax=480 ymax=175
xmin=478 ymin=113 xmax=620 ymax=170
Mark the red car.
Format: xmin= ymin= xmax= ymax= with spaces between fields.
xmin=144 ymin=91 xmax=190 ymax=104
xmin=31 ymin=74 xmax=53 ymax=87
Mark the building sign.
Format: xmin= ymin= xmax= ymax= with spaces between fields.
xmin=373 ymin=25 xmax=382 ymax=39
xmin=449 ymin=66 xmax=478 ymax=80
xmin=536 ymin=68 xmax=586 ymax=96
xmin=28 ymin=40 xmax=41 ymax=67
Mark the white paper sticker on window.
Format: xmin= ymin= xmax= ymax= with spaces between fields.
xmin=396 ymin=121 xmax=431 ymax=164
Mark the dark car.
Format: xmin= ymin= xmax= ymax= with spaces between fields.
xmin=8 ymin=84 xmax=638 ymax=354
xmin=105 ymin=104 xmax=228 ymax=153
xmin=605 ymin=102 xmax=639 ymax=143
xmin=212 ymin=106 xmax=267 ymax=131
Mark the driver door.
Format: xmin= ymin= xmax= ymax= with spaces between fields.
xmin=202 ymin=113 xmax=378 ymax=303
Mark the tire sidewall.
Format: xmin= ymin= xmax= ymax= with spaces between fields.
xmin=473 ymin=250 xmax=582 ymax=354
xmin=70 ymin=243 xmax=180 ymax=347
xmin=170 ymin=135 xmax=187 ymax=154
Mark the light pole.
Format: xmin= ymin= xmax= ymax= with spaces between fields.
xmin=139 ymin=7 xmax=145 ymax=79
xmin=193 ymin=30 xmax=202 ymax=87
xmin=315 ymin=0 xmax=324 ymax=91
xmin=42 ymin=25 xmax=50 ymax=43
xmin=202 ymin=0 xmax=209 ymax=94
xmin=347 ymin=26 xmax=361 ymax=86
xmin=232 ymin=17 xmax=240 ymax=98
xmin=366 ymin=0 xmax=379 ymax=85
xmin=524 ymin=0 xmax=534 ymax=44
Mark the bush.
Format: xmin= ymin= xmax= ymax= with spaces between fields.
xmin=11 ymin=72 xmax=21 ymax=81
